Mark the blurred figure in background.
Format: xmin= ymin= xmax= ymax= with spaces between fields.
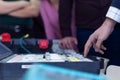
xmin=0 ymin=0 xmax=39 ymax=38
xmin=59 ymin=0 xmax=112 ymax=51
xmin=33 ymin=0 xmax=76 ymax=39
xmin=59 ymin=0 xmax=120 ymax=66
xmin=84 ymin=0 xmax=120 ymax=66
xmin=84 ymin=0 xmax=120 ymax=56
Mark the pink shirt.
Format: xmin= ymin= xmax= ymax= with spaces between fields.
xmin=40 ymin=0 xmax=76 ymax=40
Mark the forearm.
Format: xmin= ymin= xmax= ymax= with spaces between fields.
xmin=9 ymin=0 xmax=39 ymax=18
xmin=0 ymin=1 xmax=29 ymax=14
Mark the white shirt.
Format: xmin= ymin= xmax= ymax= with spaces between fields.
xmin=106 ymin=6 xmax=120 ymax=23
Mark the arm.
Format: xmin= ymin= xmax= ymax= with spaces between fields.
xmin=84 ymin=18 xmax=116 ymax=57
xmin=0 ymin=1 xmax=29 ymax=14
xmin=9 ymin=0 xmax=39 ymax=18
xmin=84 ymin=0 xmax=120 ymax=57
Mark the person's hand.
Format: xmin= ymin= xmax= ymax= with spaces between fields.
xmin=59 ymin=37 xmax=78 ymax=51
xmin=84 ymin=18 xmax=116 ymax=57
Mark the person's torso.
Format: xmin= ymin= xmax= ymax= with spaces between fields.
xmin=75 ymin=0 xmax=112 ymax=29
xmin=0 ymin=0 xmax=33 ymax=28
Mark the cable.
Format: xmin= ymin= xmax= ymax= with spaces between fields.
xmin=19 ymin=34 xmax=32 ymax=54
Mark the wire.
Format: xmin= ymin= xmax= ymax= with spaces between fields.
xmin=19 ymin=34 xmax=32 ymax=54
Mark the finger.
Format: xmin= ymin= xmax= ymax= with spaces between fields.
xmin=59 ymin=39 xmax=66 ymax=49
xmin=101 ymin=45 xmax=107 ymax=51
xmin=94 ymin=48 xmax=104 ymax=54
xmin=96 ymin=39 xmax=103 ymax=51
xmin=66 ymin=40 xmax=73 ymax=49
xmin=71 ymin=39 xmax=78 ymax=50
xmin=93 ymin=43 xmax=105 ymax=54
xmin=84 ymin=43 xmax=92 ymax=57
xmin=72 ymin=44 xmax=78 ymax=51
xmin=62 ymin=40 xmax=68 ymax=49
xmin=84 ymin=36 xmax=95 ymax=57
xmin=95 ymin=39 xmax=105 ymax=54
xmin=69 ymin=43 xmax=74 ymax=49
xmin=97 ymin=45 xmax=106 ymax=54
xmin=73 ymin=38 xmax=78 ymax=45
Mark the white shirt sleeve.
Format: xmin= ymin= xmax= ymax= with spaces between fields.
xmin=106 ymin=6 xmax=120 ymax=23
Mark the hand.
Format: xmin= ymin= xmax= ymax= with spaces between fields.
xmin=84 ymin=18 xmax=116 ymax=57
xmin=59 ymin=37 xmax=78 ymax=51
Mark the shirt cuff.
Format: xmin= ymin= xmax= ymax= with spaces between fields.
xmin=106 ymin=6 xmax=120 ymax=23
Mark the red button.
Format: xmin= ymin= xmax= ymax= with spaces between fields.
xmin=1 ymin=33 xmax=11 ymax=42
xmin=39 ymin=40 xmax=49 ymax=49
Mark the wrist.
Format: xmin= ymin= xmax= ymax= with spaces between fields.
xmin=106 ymin=18 xmax=116 ymax=27
xmin=102 ymin=18 xmax=116 ymax=29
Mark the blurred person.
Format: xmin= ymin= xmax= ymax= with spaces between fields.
xmin=59 ymin=0 xmax=111 ymax=51
xmin=33 ymin=0 xmax=76 ymax=39
xmin=0 ymin=0 xmax=39 ymax=38
xmin=59 ymin=0 xmax=120 ymax=66
xmin=84 ymin=0 xmax=120 ymax=66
